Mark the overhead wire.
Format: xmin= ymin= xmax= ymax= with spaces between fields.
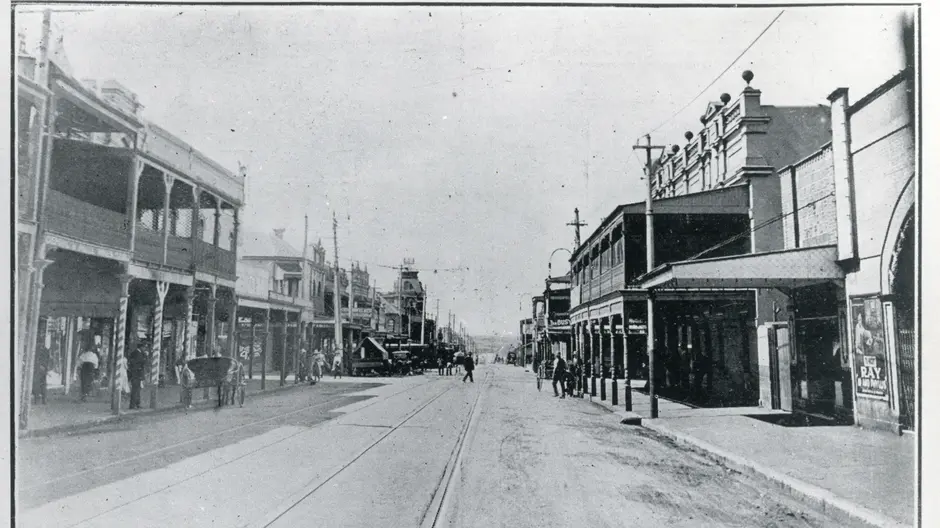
xmin=684 ymin=191 xmax=836 ymax=263
xmin=643 ymin=9 xmax=786 ymax=139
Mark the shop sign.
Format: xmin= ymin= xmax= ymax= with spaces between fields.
xmin=851 ymin=298 xmax=889 ymax=400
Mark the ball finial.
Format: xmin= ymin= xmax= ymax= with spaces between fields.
xmin=699 ymin=115 xmax=707 ymax=125
xmin=684 ymin=131 xmax=694 ymax=142
xmin=671 ymin=145 xmax=680 ymax=154
xmin=742 ymin=70 xmax=754 ymax=86
xmin=720 ymin=93 xmax=731 ymax=104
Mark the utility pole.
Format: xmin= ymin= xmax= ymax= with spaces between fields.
xmin=420 ymin=286 xmax=426 ymax=346
xmin=567 ymin=208 xmax=588 ymax=249
xmin=435 ymin=299 xmax=440 ymax=344
xmin=398 ymin=263 xmax=404 ymax=339
xmin=370 ymin=279 xmax=377 ymax=331
xmin=332 ymin=213 xmax=343 ymax=364
xmin=633 ymin=134 xmax=665 ymax=418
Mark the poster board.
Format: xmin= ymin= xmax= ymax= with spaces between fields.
xmin=850 ymin=297 xmax=889 ymax=401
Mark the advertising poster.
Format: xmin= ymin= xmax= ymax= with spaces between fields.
xmin=851 ymin=298 xmax=889 ymax=400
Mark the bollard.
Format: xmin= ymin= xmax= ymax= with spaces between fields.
xmin=624 ymin=381 xmax=633 ymax=411
xmin=600 ymin=376 xmax=607 ymax=401
xmin=611 ymin=379 xmax=618 ymax=406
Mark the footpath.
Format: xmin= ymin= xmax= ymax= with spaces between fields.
xmin=23 ymin=373 xmax=318 ymax=438
xmin=581 ymin=379 xmax=915 ymax=528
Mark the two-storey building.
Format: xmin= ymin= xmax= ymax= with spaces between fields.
xmin=17 ymin=48 xmax=245 ymax=429
xmin=570 ymin=72 xmax=831 ymax=409
xmin=636 ymin=69 xmax=915 ymax=432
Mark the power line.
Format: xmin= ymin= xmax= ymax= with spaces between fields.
xmin=685 ymin=190 xmax=835 ymax=263
xmin=644 ymin=10 xmax=786 ymax=138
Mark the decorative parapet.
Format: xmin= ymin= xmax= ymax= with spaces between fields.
xmin=139 ymin=122 xmax=245 ymax=206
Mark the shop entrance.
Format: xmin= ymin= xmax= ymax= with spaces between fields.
xmin=892 ymin=214 xmax=915 ymax=431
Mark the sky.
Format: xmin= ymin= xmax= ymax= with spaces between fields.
xmin=16 ymin=4 xmax=912 ymax=336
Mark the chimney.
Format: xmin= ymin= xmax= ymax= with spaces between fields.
xmin=273 ymin=228 xmax=286 ymax=239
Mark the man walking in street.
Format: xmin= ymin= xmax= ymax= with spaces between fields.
xmin=127 ymin=344 xmax=148 ymax=409
xmin=332 ymin=350 xmax=343 ymax=379
xmin=462 ymin=354 xmax=475 ymax=383
xmin=437 ymin=357 xmax=444 ymax=376
xmin=552 ymin=352 xmax=568 ymax=399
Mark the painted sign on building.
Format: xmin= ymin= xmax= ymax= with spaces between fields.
xmin=851 ymin=297 xmax=889 ymax=400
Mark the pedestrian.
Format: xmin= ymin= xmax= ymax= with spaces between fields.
xmin=127 ymin=344 xmax=148 ymax=409
xmin=76 ymin=347 xmax=100 ymax=402
xmin=437 ymin=357 xmax=444 ymax=376
xmin=462 ymin=354 xmax=475 ymax=383
xmin=552 ymin=352 xmax=568 ymax=399
xmin=332 ymin=350 xmax=343 ymax=379
xmin=32 ymin=345 xmax=50 ymax=405
xmin=572 ymin=357 xmax=583 ymax=397
xmin=314 ymin=349 xmax=325 ymax=382
xmin=565 ymin=361 xmax=576 ymax=397
xmin=446 ymin=360 xmax=453 ymax=376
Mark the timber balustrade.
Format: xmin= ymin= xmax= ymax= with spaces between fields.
xmin=45 ymin=190 xmax=130 ymax=249
xmin=195 ymin=239 xmax=236 ymax=278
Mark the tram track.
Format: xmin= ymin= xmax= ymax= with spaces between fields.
xmin=23 ymin=378 xmax=434 ymax=494
xmin=252 ymin=371 xmax=492 ymax=528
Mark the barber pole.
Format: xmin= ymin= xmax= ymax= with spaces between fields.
xmin=112 ymin=274 xmax=132 ymax=414
xmin=150 ymin=281 xmax=169 ymax=408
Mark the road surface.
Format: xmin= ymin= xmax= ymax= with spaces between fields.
xmin=18 ymin=365 xmax=845 ymax=527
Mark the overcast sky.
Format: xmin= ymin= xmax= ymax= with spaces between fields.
xmin=17 ymin=4 xmax=911 ymax=336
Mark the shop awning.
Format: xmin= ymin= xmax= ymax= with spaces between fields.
xmin=360 ymin=337 xmax=390 ymax=361
xmin=637 ymin=245 xmax=844 ymax=290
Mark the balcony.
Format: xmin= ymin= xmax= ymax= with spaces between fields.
xmin=141 ymin=123 xmax=244 ymax=205
xmin=268 ymin=290 xmax=296 ymax=304
xmin=44 ymin=190 xmax=130 ymax=250
xmin=133 ymin=228 xmax=163 ymax=265
xmin=194 ymin=239 xmax=236 ymax=279
xmin=166 ymin=235 xmax=193 ymax=270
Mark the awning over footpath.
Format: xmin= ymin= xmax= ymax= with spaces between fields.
xmin=358 ymin=337 xmax=390 ymax=360
xmin=636 ymin=245 xmax=844 ymax=290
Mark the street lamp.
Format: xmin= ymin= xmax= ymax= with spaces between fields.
xmin=547 ymin=247 xmax=573 ymax=277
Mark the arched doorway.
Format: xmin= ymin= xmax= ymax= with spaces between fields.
xmin=889 ymin=211 xmax=915 ymax=430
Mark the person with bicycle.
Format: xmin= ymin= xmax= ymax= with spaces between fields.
xmin=551 ymin=352 xmax=568 ymax=399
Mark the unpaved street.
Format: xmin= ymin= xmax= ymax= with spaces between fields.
xmin=19 ymin=366 xmax=845 ymax=527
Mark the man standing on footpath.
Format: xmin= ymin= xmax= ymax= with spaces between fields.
xmin=462 ymin=354 xmax=475 ymax=383
xmin=552 ymin=352 xmax=568 ymax=399
xmin=128 ymin=344 xmax=148 ymax=409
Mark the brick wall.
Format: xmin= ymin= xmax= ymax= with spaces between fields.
xmin=779 ymin=145 xmax=837 ymax=250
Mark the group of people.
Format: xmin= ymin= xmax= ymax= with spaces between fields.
xmin=299 ymin=348 xmax=346 ymax=383
xmin=543 ymin=352 xmax=581 ymax=399
xmin=436 ymin=354 xmax=476 ymax=383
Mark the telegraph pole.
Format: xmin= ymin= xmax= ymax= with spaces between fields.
xmin=332 ymin=213 xmax=343 ymax=364
xmin=370 ymin=279 xmax=377 ymax=331
xmin=420 ymin=286 xmax=426 ymax=346
xmin=435 ymin=299 xmax=440 ymax=343
xmin=633 ymin=134 xmax=665 ymax=418
xmin=566 ymin=208 xmax=587 ymax=249
xmin=398 ymin=263 xmax=404 ymax=339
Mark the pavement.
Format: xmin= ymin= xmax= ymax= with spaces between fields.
xmin=23 ymin=371 xmax=422 ymax=438
xmin=23 ymin=373 xmax=316 ymax=437
xmin=18 ymin=365 xmax=852 ymax=527
xmin=583 ymin=375 xmax=915 ymax=528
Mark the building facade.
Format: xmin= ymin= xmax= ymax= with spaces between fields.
xmin=17 ymin=46 xmax=245 ymax=429
xmin=637 ymin=69 xmax=916 ymax=432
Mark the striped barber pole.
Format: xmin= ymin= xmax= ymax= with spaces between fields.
xmin=113 ymin=293 xmax=129 ymax=406
xmin=151 ymin=282 xmax=169 ymax=385
xmin=182 ymin=287 xmax=195 ymax=362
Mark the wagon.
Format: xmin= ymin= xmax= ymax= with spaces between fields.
xmin=180 ymin=356 xmax=246 ymax=408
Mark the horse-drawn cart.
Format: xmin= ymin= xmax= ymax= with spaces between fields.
xmin=180 ymin=357 xmax=246 ymax=408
